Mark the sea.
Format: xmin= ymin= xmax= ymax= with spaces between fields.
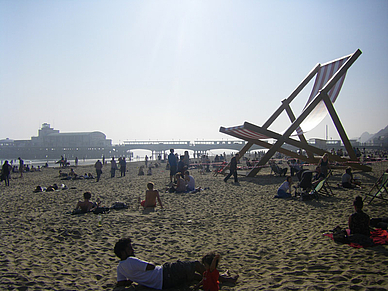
xmin=1 ymin=149 xmax=248 ymax=168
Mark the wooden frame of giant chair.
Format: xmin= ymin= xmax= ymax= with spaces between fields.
xmin=219 ymin=49 xmax=371 ymax=177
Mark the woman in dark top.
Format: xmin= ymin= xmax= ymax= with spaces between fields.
xmin=348 ymin=196 xmax=370 ymax=236
xmin=318 ymin=153 xmax=330 ymax=178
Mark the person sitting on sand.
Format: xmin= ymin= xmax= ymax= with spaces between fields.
xmin=342 ymin=167 xmax=358 ymax=189
xmin=194 ymin=252 xmax=238 ymax=291
xmin=138 ymin=166 xmax=145 ymax=176
xmin=69 ymin=168 xmax=78 ymax=179
xmin=75 ymin=192 xmax=100 ymax=213
xmin=147 ymin=166 xmax=152 ymax=176
xmin=184 ymin=170 xmax=195 ymax=192
xmin=114 ymin=237 xmax=238 ymax=289
xmin=274 ymin=176 xmax=293 ymax=198
xmin=348 ymin=196 xmax=373 ymax=246
xmin=174 ymin=173 xmax=186 ymax=193
xmin=141 ymin=182 xmax=163 ymax=208
xmin=349 ymin=196 xmax=370 ymax=236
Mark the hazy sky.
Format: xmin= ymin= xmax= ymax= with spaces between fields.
xmin=1 ymin=0 xmax=387 ymax=144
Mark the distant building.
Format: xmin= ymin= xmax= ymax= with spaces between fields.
xmin=0 ymin=123 xmax=112 ymax=160
xmin=30 ymin=123 xmax=111 ymax=148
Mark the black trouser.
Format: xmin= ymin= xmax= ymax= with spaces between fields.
xmin=224 ymin=169 xmax=238 ymax=183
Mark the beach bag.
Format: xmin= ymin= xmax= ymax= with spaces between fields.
xmin=93 ymin=207 xmax=110 ymax=214
xmin=332 ymin=226 xmax=349 ymax=244
xmin=111 ymin=202 xmax=128 ymax=209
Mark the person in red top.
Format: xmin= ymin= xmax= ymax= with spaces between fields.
xmin=202 ymin=253 xmax=220 ymax=291
xmin=194 ymin=252 xmax=238 ymax=291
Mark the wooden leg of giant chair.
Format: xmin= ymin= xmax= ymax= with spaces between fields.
xmin=322 ymin=93 xmax=357 ymax=161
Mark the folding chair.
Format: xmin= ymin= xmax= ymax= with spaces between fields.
xmin=220 ymin=49 xmax=371 ymax=177
xmin=364 ymin=173 xmax=388 ymax=205
xmin=269 ymin=162 xmax=288 ymax=176
xmin=312 ymin=175 xmax=333 ymax=197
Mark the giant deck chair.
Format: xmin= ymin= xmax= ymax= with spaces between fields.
xmin=220 ymin=49 xmax=371 ymax=177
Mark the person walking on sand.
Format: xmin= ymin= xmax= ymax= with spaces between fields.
xmin=95 ymin=159 xmax=103 ymax=182
xmin=140 ymin=182 xmax=163 ymax=208
xmin=224 ymin=153 xmax=239 ymax=184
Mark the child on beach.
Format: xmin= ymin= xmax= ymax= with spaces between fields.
xmin=274 ymin=176 xmax=293 ymax=198
xmin=194 ymin=252 xmax=238 ymax=291
xmin=141 ymin=182 xmax=163 ymax=208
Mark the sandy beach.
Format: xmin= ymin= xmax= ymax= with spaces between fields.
xmin=0 ymin=159 xmax=387 ymax=290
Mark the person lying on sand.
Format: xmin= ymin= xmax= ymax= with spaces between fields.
xmin=58 ymin=170 xmax=68 ymax=177
xmin=46 ymin=184 xmax=59 ymax=192
xmin=75 ymin=192 xmax=100 ymax=213
xmin=114 ymin=238 xmax=238 ymax=289
xmin=141 ymin=182 xmax=163 ymax=208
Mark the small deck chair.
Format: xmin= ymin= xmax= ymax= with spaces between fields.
xmin=270 ymin=162 xmax=288 ymax=176
xmin=364 ymin=173 xmax=388 ymax=205
xmin=312 ymin=175 xmax=333 ymax=197
xmin=220 ymin=49 xmax=371 ymax=177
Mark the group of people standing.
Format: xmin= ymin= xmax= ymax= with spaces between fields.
xmin=1 ymin=157 xmax=25 ymax=186
xmin=93 ymin=157 xmax=127 ymax=182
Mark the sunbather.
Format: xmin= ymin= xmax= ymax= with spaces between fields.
xmin=141 ymin=182 xmax=163 ymax=208
xmin=75 ymin=192 xmax=100 ymax=213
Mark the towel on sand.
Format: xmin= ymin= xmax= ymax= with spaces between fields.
xmin=324 ymin=228 xmax=388 ymax=248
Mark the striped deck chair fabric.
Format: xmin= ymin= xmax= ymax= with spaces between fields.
xmin=296 ymin=56 xmax=350 ymax=136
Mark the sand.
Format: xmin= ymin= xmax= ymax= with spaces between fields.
xmin=0 ymin=160 xmax=387 ymax=291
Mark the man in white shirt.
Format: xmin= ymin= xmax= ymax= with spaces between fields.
xmin=114 ymin=237 xmax=204 ymax=289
